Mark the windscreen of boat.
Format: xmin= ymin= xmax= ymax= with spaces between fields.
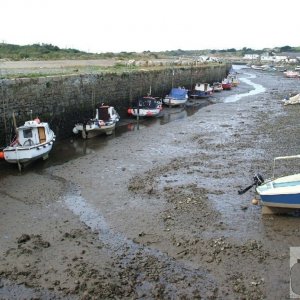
xmin=23 ymin=129 xmax=33 ymax=138
xmin=141 ymin=98 xmax=158 ymax=108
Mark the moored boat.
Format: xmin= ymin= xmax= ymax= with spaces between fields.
xmin=239 ymin=155 xmax=300 ymax=214
xmin=73 ymin=104 xmax=120 ymax=139
xmin=212 ymin=82 xmax=223 ymax=92
xmin=221 ymin=78 xmax=232 ymax=90
xmin=0 ymin=117 xmax=56 ymax=170
xmin=189 ymin=83 xmax=213 ymax=98
xmin=284 ymin=70 xmax=299 ymax=78
xmin=228 ymin=74 xmax=239 ymax=87
xmin=251 ymin=65 xmax=264 ymax=70
xmin=163 ymin=87 xmax=188 ymax=107
xmin=127 ymin=96 xmax=162 ymax=117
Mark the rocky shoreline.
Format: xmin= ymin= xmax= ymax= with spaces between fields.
xmin=1 ymin=67 xmax=300 ymax=299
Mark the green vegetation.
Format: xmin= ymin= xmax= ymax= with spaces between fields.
xmin=1 ymin=43 xmax=299 ymax=62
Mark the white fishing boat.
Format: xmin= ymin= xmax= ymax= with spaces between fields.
xmin=127 ymin=96 xmax=162 ymax=117
xmin=1 ymin=117 xmax=56 ymax=170
xmin=73 ymin=104 xmax=120 ymax=139
xmin=189 ymin=83 xmax=213 ymax=98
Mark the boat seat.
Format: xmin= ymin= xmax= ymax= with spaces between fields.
xmin=273 ymin=181 xmax=300 ymax=188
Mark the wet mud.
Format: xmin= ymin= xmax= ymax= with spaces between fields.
xmin=1 ymin=67 xmax=300 ymax=299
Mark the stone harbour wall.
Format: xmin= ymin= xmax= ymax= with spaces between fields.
xmin=0 ymin=63 xmax=231 ymax=147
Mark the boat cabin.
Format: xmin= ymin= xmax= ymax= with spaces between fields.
xmin=132 ymin=97 xmax=160 ymax=109
xmin=17 ymin=120 xmax=51 ymax=146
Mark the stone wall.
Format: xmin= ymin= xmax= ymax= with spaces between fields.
xmin=0 ymin=63 xmax=230 ymax=147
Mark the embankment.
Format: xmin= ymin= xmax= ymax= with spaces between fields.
xmin=0 ymin=63 xmax=231 ymax=146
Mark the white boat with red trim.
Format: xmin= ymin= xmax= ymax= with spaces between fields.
xmin=73 ymin=104 xmax=120 ymax=139
xmin=0 ymin=118 xmax=56 ymax=170
xmin=127 ymin=96 xmax=162 ymax=117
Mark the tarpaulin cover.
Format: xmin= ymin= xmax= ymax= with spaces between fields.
xmin=169 ymin=88 xmax=187 ymax=99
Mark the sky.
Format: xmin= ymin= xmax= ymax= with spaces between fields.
xmin=1 ymin=0 xmax=299 ymax=54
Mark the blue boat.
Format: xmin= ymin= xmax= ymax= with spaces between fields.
xmin=238 ymin=155 xmax=300 ymax=214
xmin=163 ymin=87 xmax=188 ymax=107
xmin=256 ymin=155 xmax=300 ymax=213
xmin=189 ymin=83 xmax=213 ymax=99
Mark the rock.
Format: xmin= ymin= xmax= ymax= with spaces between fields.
xmin=17 ymin=234 xmax=31 ymax=244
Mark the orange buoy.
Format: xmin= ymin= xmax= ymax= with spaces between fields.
xmin=0 ymin=151 xmax=4 ymax=159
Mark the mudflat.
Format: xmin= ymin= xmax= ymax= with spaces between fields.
xmin=1 ymin=67 xmax=300 ymax=299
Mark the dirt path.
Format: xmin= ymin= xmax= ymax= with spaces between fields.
xmin=1 ymin=68 xmax=300 ymax=299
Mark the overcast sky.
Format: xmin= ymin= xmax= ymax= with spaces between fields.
xmin=1 ymin=0 xmax=299 ymax=53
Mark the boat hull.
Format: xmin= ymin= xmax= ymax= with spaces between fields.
xmin=4 ymin=142 xmax=54 ymax=163
xmin=163 ymin=98 xmax=187 ymax=107
xmin=129 ymin=108 xmax=161 ymax=117
xmin=74 ymin=123 xmax=116 ymax=139
xmin=189 ymin=90 xmax=213 ymax=98
xmin=222 ymin=83 xmax=232 ymax=90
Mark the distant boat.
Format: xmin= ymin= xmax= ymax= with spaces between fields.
xmin=228 ymin=74 xmax=239 ymax=87
xmin=163 ymin=87 xmax=188 ymax=107
xmin=189 ymin=83 xmax=213 ymax=98
xmin=1 ymin=117 xmax=55 ymax=170
xmin=251 ymin=65 xmax=264 ymax=70
xmin=73 ymin=104 xmax=120 ymax=139
xmin=276 ymin=65 xmax=287 ymax=72
xmin=284 ymin=70 xmax=299 ymax=78
xmin=221 ymin=78 xmax=232 ymax=90
xmin=212 ymin=82 xmax=223 ymax=92
xmin=127 ymin=96 xmax=162 ymax=117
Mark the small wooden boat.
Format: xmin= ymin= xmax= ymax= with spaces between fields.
xmin=127 ymin=96 xmax=162 ymax=117
xmin=73 ymin=104 xmax=120 ymax=139
xmin=163 ymin=87 xmax=188 ymax=107
xmin=1 ymin=117 xmax=56 ymax=170
xmin=189 ymin=83 xmax=213 ymax=98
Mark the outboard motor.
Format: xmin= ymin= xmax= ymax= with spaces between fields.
xmin=238 ymin=173 xmax=264 ymax=195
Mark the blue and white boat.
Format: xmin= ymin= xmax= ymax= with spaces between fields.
xmin=189 ymin=83 xmax=213 ymax=98
xmin=256 ymin=155 xmax=300 ymax=212
xmin=163 ymin=87 xmax=188 ymax=107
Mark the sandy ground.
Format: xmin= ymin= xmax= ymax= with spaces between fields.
xmin=1 ymin=67 xmax=300 ymax=299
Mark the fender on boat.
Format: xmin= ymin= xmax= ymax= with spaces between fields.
xmin=73 ymin=127 xmax=79 ymax=134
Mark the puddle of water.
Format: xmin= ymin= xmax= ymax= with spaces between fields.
xmin=224 ymin=73 xmax=266 ymax=103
